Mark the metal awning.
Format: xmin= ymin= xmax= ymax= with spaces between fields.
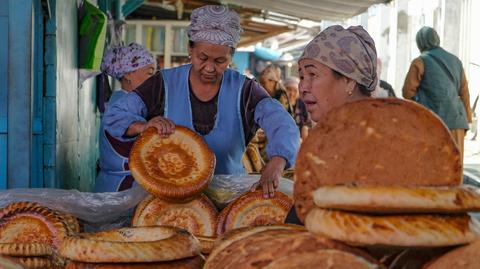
xmin=222 ymin=0 xmax=390 ymax=21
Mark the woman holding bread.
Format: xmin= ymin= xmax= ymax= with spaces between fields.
xmin=285 ymin=25 xmax=378 ymax=224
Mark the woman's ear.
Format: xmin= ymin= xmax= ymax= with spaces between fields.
xmin=344 ymin=76 xmax=356 ymax=94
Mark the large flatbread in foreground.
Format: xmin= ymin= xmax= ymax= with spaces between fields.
xmin=312 ymin=185 xmax=480 ymax=214
xmin=295 ymin=99 xmax=462 ymax=222
xmin=130 ymin=126 xmax=215 ymax=200
xmin=305 ymin=208 xmax=480 ymax=247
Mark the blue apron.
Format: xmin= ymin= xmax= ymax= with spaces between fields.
xmin=162 ymin=64 xmax=246 ymax=174
xmin=95 ymin=90 xmax=135 ymax=192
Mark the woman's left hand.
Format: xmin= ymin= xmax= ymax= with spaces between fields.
xmin=250 ymin=156 xmax=287 ymax=198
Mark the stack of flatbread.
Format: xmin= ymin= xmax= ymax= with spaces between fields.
xmin=205 ymin=224 xmax=385 ymax=269
xmin=294 ymin=99 xmax=480 ymax=268
xmin=0 ymin=201 xmax=80 ymax=268
xmin=59 ymin=226 xmax=204 ymax=268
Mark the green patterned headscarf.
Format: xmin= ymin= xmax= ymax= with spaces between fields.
xmin=416 ymin=26 xmax=440 ymax=52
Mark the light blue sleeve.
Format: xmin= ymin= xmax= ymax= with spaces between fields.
xmin=103 ymin=92 xmax=148 ymax=142
xmin=254 ymin=98 xmax=300 ymax=168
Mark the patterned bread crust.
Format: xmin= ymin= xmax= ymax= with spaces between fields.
xmin=222 ymin=191 xmax=292 ymax=233
xmin=215 ymin=202 xmax=233 ymax=235
xmin=208 ymin=224 xmax=306 ymax=264
xmin=204 ymin=229 xmax=383 ymax=269
xmin=246 ymin=144 xmax=264 ymax=173
xmin=64 ymin=256 xmax=205 ymax=269
xmin=56 ymin=213 xmax=81 ymax=235
xmin=0 ymin=243 xmax=53 ymax=257
xmin=58 ymin=226 xmax=200 ymax=263
xmin=195 ymin=235 xmax=216 ymax=254
xmin=8 ymin=257 xmax=56 ymax=269
xmin=0 ymin=202 xmax=69 ymax=250
xmin=312 ymin=185 xmax=480 ymax=214
xmin=262 ymin=249 xmax=381 ymax=269
xmin=132 ymin=194 xmax=218 ymax=236
xmin=130 ymin=126 xmax=215 ymax=200
xmin=423 ymin=240 xmax=480 ymax=269
xmin=305 ymin=208 xmax=480 ymax=247
xmin=294 ymin=99 xmax=462 ymax=222
xmin=0 ymin=256 xmax=24 ymax=269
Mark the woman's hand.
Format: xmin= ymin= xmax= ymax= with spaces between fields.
xmin=145 ymin=116 xmax=175 ymax=137
xmin=250 ymin=156 xmax=287 ymax=198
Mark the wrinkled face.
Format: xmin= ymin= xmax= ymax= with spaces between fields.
xmin=298 ymin=59 xmax=352 ymax=122
xmin=124 ymin=64 xmax=156 ymax=90
xmin=285 ymin=85 xmax=299 ymax=105
xmin=189 ymin=42 xmax=232 ymax=84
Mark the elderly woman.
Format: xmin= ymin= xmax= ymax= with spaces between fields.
xmin=259 ymin=64 xmax=292 ymax=115
xmin=105 ymin=5 xmax=299 ymax=198
xmin=403 ymin=26 xmax=472 ymax=173
xmin=284 ymin=76 xmax=310 ymax=140
xmin=95 ymin=43 xmax=156 ymax=192
xmin=285 ymin=25 xmax=378 ymax=224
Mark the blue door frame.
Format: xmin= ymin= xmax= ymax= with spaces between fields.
xmin=0 ymin=0 xmax=46 ymax=189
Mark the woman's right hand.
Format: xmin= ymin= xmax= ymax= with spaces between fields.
xmin=145 ymin=116 xmax=175 ymax=137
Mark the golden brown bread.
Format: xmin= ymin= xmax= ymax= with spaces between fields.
xmin=312 ymin=185 xmax=480 ymax=214
xmin=208 ymin=225 xmax=306 ymax=263
xmin=214 ymin=201 xmax=232 ymax=235
xmin=262 ymin=249 xmax=382 ymax=269
xmin=221 ymin=190 xmax=292 ymax=234
xmin=195 ymin=235 xmax=216 ymax=254
xmin=246 ymin=144 xmax=264 ymax=173
xmin=130 ymin=126 xmax=215 ymax=200
xmin=0 ymin=202 xmax=68 ymax=250
xmin=64 ymin=256 xmax=205 ymax=269
xmin=0 ymin=243 xmax=53 ymax=257
xmin=423 ymin=240 xmax=480 ymax=269
xmin=295 ymin=99 xmax=462 ymax=222
xmin=241 ymin=152 xmax=254 ymax=174
xmin=204 ymin=229 xmax=384 ymax=269
xmin=58 ymin=226 xmax=200 ymax=263
xmin=132 ymin=194 xmax=218 ymax=236
xmin=306 ymin=208 xmax=480 ymax=247
xmin=7 ymin=256 xmax=57 ymax=269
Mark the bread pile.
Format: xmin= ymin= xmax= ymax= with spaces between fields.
xmin=295 ymin=99 xmax=480 ymax=268
xmin=59 ymin=226 xmax=204 ymax=268
xmin=204 ymin=224 xmax=385 ymax=269
xmin=0 ymin=201 xmax=80 ymax=268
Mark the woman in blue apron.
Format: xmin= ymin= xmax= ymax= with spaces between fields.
xmin=95 ymin=43 xmax=156 ymax=192
xmin=104 ymin=5 xmax=300 ymax=198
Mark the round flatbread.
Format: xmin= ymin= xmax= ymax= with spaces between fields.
xmin=220 ymin=191 xmax=292 ymax=234
xmin=132 ymin=194 xmax=218 ymax=236
xmin=0 ymin=243 xmax=53 ymax=257
xmin=295 ymin=99 xmax=462 ymax=222
xmin=7 ymin=257 xmax=56 ymax=269
xmin=59 ymin=226 xmax=200 ymax=263
xmin=312 ymin=185 xmax=480 ymax=214
xmin=0 ymin=202 xmax=68 ymax=250
xmin=204 ymin=229 xmax=382 ymax=269
xmin=130 ymin=126 xmax=215 ymax=200
xmin=423 ymin=240 xmax=480 ymax=269
xmin=262 ymin=249 xmax=382 ymax=269
xmin=306 ymin=208 xmax=480 ymax=247
xmin=65 ymin=256 xmax=205 ymax=269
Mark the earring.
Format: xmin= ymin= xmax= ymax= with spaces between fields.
xmin=126 ymin=79 xmax=132 ymax=85
xmin=347 ymin=89 xmax=353 ymax=96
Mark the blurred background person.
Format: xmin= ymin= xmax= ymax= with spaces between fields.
xmin=402 ymin=26 xmax=472 ymax=175
xmin=373 ymin=58 xmax=396 ymax=98
xmin=259 ymin=64 xmax=293 ymax=115
xmin=284 ymin=76 xmax=311 ymax=141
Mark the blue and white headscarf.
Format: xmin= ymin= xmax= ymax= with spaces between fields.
xmin=187 ymin=5 xmax=242 ymax=48
xmin=101 ymin=43 xmax=155 ymax=80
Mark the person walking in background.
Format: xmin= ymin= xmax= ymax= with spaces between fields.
xmin=374 ymin=58 xmax=395 ymax=98
xmin=284 ymin=76 xmax=311 ymax=140
xmin=402 ymin=26 xmax=472 ymax=175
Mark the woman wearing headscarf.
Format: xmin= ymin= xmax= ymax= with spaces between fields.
xmin=259 ymin=64 xmax=293 ymax=115
xmin=95 ymin=43 xmax=156 ymax=192
xmin=285 ymin=25 xmax=378 ymax=224
xmin=105 ymin=5 xmax=300 ymax=198
xmin=402 ymin=26 xmax=472 ymax=174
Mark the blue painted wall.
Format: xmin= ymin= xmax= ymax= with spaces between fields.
xmin=232 ymin=51 xmax=250 ymax=75
xmin=0 ymin=2 xmax=8 ymax=189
